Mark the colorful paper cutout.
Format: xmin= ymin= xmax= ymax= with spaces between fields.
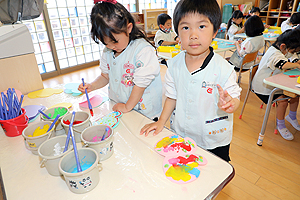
xmin=28 ymin=88 xmax=63 ymax=99
xmin=79 ymin=95 xmax=109 ymax=109
xmin=64 ymin=83 xmax=82 ymax=96
xmin=154 ymin=135 xmax=196 ymax=157
xmin=93 ymin=111 xmax=122 ymax=128
xmin=49 ymin=102 xmax=72 ymax=109
xmin=163 ymin=154 xmax=207 ymax=184
xmin=22 ymin=105 xmax=46 ymax=120
xmin=283 ymin=68 xmax=300 ymax=76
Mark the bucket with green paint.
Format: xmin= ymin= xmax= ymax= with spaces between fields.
xmin=40 ymin=106 xmax=69 ymax=136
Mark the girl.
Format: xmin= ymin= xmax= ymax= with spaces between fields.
xmin=247 ymin=7 xmax=270 ymax=28
xmin=227 ymin=10 xmax=245 ymax=41
xmin=229 ymin=15 xmax=265 ymax=71
xmin=252 ymin=29 xmax=300 ymax=140
xmin=78 ymin=0 xmax=162 ymax=119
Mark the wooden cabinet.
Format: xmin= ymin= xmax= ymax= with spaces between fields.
xmin=131 ymin=12 xmax=145 ymax=31
xmin=257 ymin=0 xmax=300 ymax=27
xmin=142 ymin=8 xmax=168 ymax=34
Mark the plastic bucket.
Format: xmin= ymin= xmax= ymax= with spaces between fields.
xmin=61 ymin=111 xmax=91 ymax=143
xmin=38 ymin=135 xmax=73 ymax=176
xmin=81 ymin=125 xmax=114 ymax=161
xmin=0 ymin=108 xmax=28 ymax=137
xmin=58 ymin=148 xmax=102 ymax=194
xmin=40 ymin=106 xmax=69 ymax=136
xmin=22 ymin=121 xmax=55 ymax=155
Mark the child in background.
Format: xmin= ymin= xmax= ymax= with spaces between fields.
xmin=78 ymin=0 xmax=162 ymax=120
xmin=227 ymin=10 xmax=245 ymax=41
xmin=154 ymin=13 xmax=178 ymax=47
xmin=140 ymin=0 xmax=241 ymax=161
xmin=229 ymin=15 xmax=265 ymax=71
xmin=281 ymin=12 xmax=300 ymax=32
xmin=248 ymin=7 xmax=270 ymax=28
xmin=252 ymin=29 xmax=300 ymax=140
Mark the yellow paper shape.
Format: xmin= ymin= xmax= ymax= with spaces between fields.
xmin=49 ymin=102 xmax=72 ymax=109
xmin=28 ymin=88 xmax=63 ymax=98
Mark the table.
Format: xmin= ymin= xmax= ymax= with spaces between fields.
xmin=257 ymin=73 xmax=300 ymax=146
xmin=157 ymin=38 xmax=236 ymax=60
xmin=0 ymin=86 xmax=234 ymax=200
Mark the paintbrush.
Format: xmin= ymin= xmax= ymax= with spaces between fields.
xmin=81 ymin=78 xmax=94 ymax=117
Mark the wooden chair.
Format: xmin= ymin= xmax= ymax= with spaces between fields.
xmin=239 ymin=64 xmax=259 ymax=119
xmin=236 ymin=51 xmax=259 ymax=86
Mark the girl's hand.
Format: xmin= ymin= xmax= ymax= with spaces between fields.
xmin=140 ymin=120 xmax=165 ymax=136
xmin=78 ymin=83 xmax=92 ymax=93
xmin=112 ymin=103 xmax=130 ymax=113
xmin=217 ymin=84 xmax=238 ymax=113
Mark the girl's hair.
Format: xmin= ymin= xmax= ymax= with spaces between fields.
xmin=244 ymin=15 xmax=264 ymax=37
xmin=90 ymin=2 xmax=153 ymax=46
xmin=227 ymin=10 xmax=244 ymax=31
xmin=273 ymin=29 xmax=300 ymax=51
xmin=290 ymin=12 xmax=300 ymax=25
xmin=250 ymin=7 xmax=260 ymax=14
xmin=173 ymin=0 xmax=221 ymax=34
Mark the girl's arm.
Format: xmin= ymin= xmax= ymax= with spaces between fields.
xmin=281 ymin=62 xmax=300 ymax=70
xmin=112 ymin=85 xmax=145 ymax=113
xmin=234 ymin=40 xmax=243 ymax=55
xmin=140 ymin=97 xmax=176 ymax=136
xmin=235 ymin=26 xmax=245 ymax=34
xmin=78 ymin=73 xmax=109 ymax=93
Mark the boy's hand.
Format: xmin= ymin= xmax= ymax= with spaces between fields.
xmin=78 ymin=83 xmax=92 ymax=93
xmin=217 ymin=84 xmax=238 ymax=113
xmin=140 ymin=120 xmax=165 ymax=136
xmin=112 ymin=103 xmax=130 ymax=113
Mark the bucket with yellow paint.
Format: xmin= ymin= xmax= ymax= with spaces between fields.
xmin=22 ymin=121 xmax=55 ymax=155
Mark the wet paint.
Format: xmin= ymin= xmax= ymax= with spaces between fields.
xmin=28 ymin=124 xmax=49 ymax=137
xmin=44 ymin=107 xmax=67 ymax=119
xmin=69 ymin=156 xmax=93 ymax=173
xmin=63 ymin=120 xmax=83 ymax=125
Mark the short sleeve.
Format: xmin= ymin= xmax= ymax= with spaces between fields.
xmin=133 ymin=46 xmax=161 ymax=88
xmin=239 ymin=40 xmax=253 ymax=56
xmin=99 ymin=49 xmax=109 ymax=74
xmin=228 ymin=25 xmax=239 ymax=35
xmin=154 ymin=31 xmax=165 ymax=47
xmin=267 ymin=51 xmax=288 ymax=70
xmin=164 ymin=68 xmax=177 ymax=99
xmin=223 ymin=71 xmax=242 ymax=99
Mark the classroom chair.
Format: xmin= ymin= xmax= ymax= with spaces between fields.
xmin=236 ymin=50 xmax=259 ymax=86
xmin=239 ymin=64 xmax=259 ymax=119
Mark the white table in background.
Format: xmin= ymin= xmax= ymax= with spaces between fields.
xmin=0 ymin=86 xmax=234 ymax=200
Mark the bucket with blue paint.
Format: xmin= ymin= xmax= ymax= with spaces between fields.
xmin=81 ymin=125 xmax=114 ymax=161
xmin=58 ymin=148 xmax=102 ymax=194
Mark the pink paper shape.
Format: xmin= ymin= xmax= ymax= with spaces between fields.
xmin=79 ymin=95 xmax=103 ymax=108
xmin=154 ymin=135 xmax=197 ymax=157
xmin=162 ymin=153 xmax=207 ymax=184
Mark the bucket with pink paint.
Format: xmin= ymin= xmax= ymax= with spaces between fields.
xmin=58 ymin=148 xmax=102 ymax=194
xmin=38 ymin=135 xmax=73 ymax=176
xmin=22 ymin=121 xmax=55 ymax=155
xmin=81 ymin=125 xmax=114 ymax=161
xmin=40 ymin=106 xmax=69 ymax=136
xmin=61 ymin=111 xmax=91 ymax=143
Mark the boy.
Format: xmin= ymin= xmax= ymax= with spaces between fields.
xmin=140 ymin=0 xmax=241 ymax=162
xmin=154 ymin=13 xmax=178 ymax=47
xmin=281 ymin=12 xmax=300 ymax=32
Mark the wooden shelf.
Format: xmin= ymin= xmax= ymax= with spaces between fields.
xmin=142 ymin=8 xmax=168 ymax=33
xmin=258 ymin=0 xmax=300 ymax=27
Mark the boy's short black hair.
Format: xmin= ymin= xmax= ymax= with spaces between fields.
xmin=173 ymin=0 xmax=221 ymax=34
xmin=290 ymin=12 xmax=300 ymax=25
xmin=244 ymin=15 xmax=264 ymax=37
xmin=273 ymin=29 xmax=300 ymax=51
xmin=250 ymin=7 xmax=260 ymax=14
xmin=157 ymin=13 xmax=171 ymax=26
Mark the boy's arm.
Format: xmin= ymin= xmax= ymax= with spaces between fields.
xmin=140 ymin=97 xmax=176 ymax=136
xmin=112 ymin=85 xmax=145 ymax=113
xmin=217 ymin=84 xmax=240 ymax=113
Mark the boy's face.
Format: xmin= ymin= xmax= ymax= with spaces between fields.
xmin=177 ymin=13 xmax=217 ymax=56
xmin=163 ymin=19 xmax=172 ymax=29
xmin=251 ymin=11 xmax=260 ymax=16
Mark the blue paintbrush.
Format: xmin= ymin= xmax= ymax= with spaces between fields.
xmin=81 ymin=78 xmax=94 ymax=117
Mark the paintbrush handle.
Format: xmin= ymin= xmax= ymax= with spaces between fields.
xmin=47 ymin=114 xmax=60 ymax=132
xmin=69 ymin=111 xmax=82 ymax=172
xmin=39 ymin=109 xmax=51 ymax=119
xmin=81 ymin=78 xmax=93 ymax=111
